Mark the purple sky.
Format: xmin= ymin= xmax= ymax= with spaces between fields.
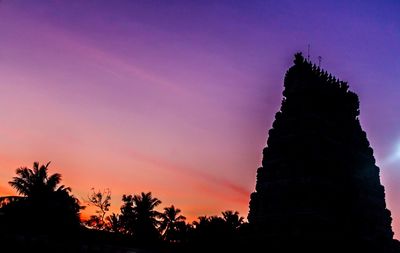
xmin=0 ymin=0 xmax=399 ymax=237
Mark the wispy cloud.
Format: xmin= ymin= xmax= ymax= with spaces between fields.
xmin=36 ymin=21 xmax=188 ymax=97
xmin=128 ymin=149 xmax=250 ymax=203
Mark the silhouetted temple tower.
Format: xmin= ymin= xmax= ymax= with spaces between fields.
xmin=248 ymin=53 xmax=398 ymax=252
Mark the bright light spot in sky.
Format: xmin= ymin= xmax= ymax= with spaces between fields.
xmin=385 ymin=141 xmax=400 ymax=165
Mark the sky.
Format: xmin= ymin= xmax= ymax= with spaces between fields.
xmin=0 ymin=0 xmax=399 ymax=237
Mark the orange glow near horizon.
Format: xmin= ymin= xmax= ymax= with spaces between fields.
xmin=0 ymin=153 xmax=253 ymax=225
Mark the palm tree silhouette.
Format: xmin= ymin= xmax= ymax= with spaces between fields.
xmin=106 ymin=213 xmax=122 ymax=233
xmin=160 ymin=205 xmax=186 ymax=243
xmin=132 ymin=192 xmax=161 ymax=244
xmin=9 ymin=162 xmax=64 ymax=198
xmin=132 ymin=192 xmax=161 ymax=222
xmin=222 ymin=210 xmax=244 ymax=230
xmin=5 ymin=162 xmax=83 ymax=233
xmin=123 ymin=192 xmax=162 ymax=244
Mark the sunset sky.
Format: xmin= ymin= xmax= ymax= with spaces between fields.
xmin=0 ymin=0 xmax=399 ymax=237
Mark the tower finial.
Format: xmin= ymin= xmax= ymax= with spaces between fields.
xmin=294 ymin=52 xmax=304 ymax=64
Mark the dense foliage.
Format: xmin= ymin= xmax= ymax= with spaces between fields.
xmin=0 ymin=162 xmax=248 ymax=252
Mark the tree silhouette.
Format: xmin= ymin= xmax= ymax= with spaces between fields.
xmin=132 ymin=192 xmax=161 ymax=244
xmin=189 ymin=215 xmax=225 ymax=250
xmin=85 ymin=188 xmax=111 ymax=230
xmin=159 ymin=205 xmax=186 ymax=243
xmin=9 ymin=162 xmax=62 ymax=198
xmin=106 ymin=213 xmax=122 ymax=233
xmin=119 ymin=194 xmax=135 ymax=235
xmin=3 ymin=162 xmax=83 ymax=234
xmin=222 ymin=210 xmax=244 ymax=231
xmin=119 ymin=192 xmax=161 ymax=245
xmin=183 ymin=211 xmax=248 ymax=252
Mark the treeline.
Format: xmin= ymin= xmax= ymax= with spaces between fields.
xmin=84 ymin=188 xmax=247 ymax=245
xmin=0 ymin=162 xmax=251 ymax=252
